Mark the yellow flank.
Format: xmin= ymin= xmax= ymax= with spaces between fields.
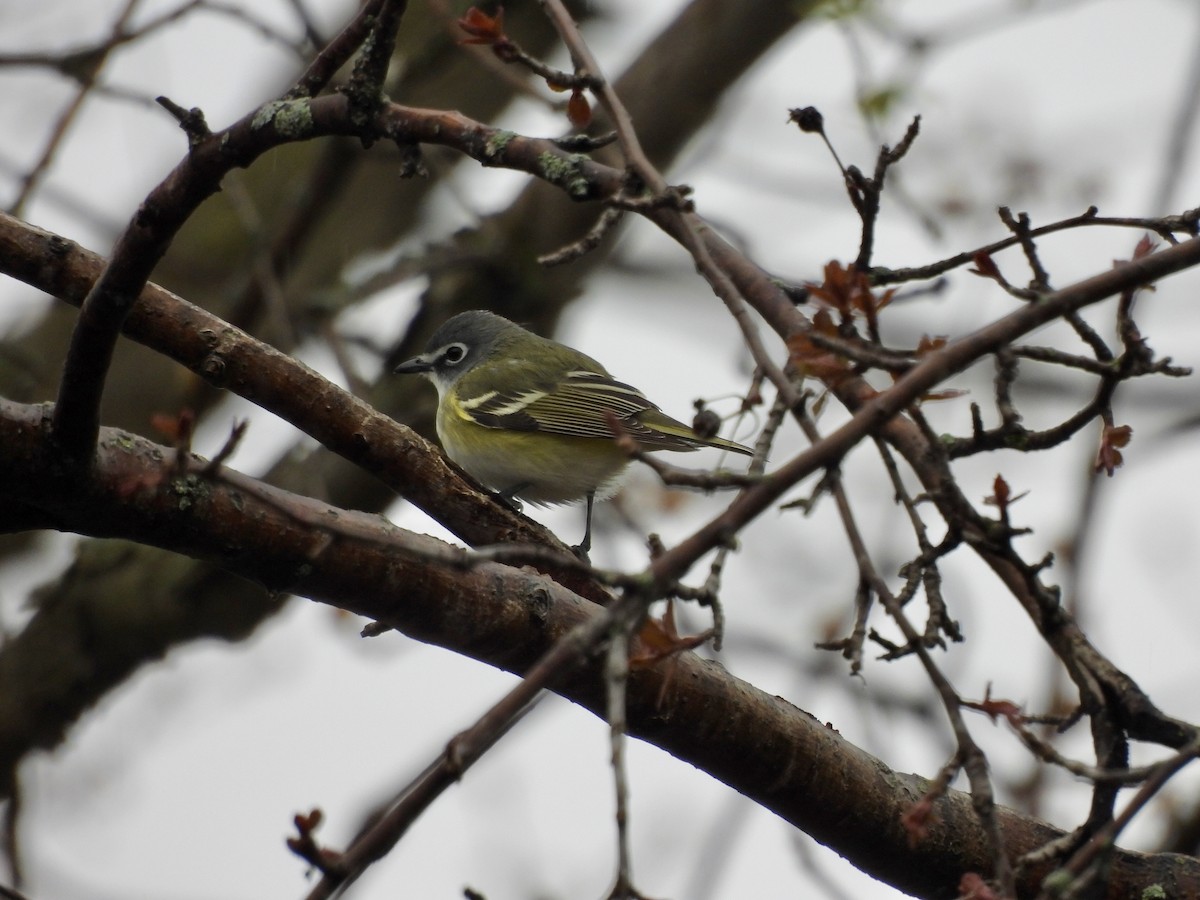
xmin=438 ymin=395 xmax=629 ymax=505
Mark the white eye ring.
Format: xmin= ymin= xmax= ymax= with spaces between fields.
xmin=443 ymin=343 xmax=468 ymax=365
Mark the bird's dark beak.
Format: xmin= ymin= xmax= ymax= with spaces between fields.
xmin=393 ymin=353 xmax=435 ymax=375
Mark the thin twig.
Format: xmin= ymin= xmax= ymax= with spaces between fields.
xmin=7 ymin=0 xmax=142 ymax=217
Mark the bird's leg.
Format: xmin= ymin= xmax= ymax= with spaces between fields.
xmin=572 ymin=491 xmax=595 ymax=561
xmin=496 ymin=483 xmax=530 ymax=513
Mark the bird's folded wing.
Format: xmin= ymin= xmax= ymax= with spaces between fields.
xmin=462 ymin=370 xmax=699 ymax=449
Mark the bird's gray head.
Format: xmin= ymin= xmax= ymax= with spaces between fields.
xmin=393 ymin=310 xmax=523 ymax=392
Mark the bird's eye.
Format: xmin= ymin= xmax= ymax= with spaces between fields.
xmin=443 ymin=343 xmax=468 ymax=365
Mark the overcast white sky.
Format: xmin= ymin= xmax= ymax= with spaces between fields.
xmin=3 ymin=1 xmax=1200 ymax=898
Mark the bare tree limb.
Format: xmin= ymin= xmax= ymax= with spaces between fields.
xmin=0 ymin=397 xmax=1195 ymax=900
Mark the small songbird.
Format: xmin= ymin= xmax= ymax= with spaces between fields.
xmin=394 ymin=310 xmax=753 ymax=554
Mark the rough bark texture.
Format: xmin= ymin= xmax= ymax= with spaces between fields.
xmin=0 ymin=399 xmax=1193 ymax=900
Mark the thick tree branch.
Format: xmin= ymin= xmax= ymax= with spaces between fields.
xmin=7 ymin=182 xmax=1200 ymax=767
xmin=0 ymin=397 xmax=1194 ymax=900
xmin=0 ymin=0 xmax=800 ymax=729
xmin=0 ymin=213 xmax=614 ymax=592
xmin=2 ymin=19 xmax=1198 ymax=890
xmin=46 ymin=0 xmax=403 ymax=467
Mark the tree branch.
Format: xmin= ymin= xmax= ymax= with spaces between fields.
xmin=0 ymin=397 xmax=1194 ymax=900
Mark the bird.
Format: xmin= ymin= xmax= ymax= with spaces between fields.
xmin=394 ymin=309 xmax=753 ymax=555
